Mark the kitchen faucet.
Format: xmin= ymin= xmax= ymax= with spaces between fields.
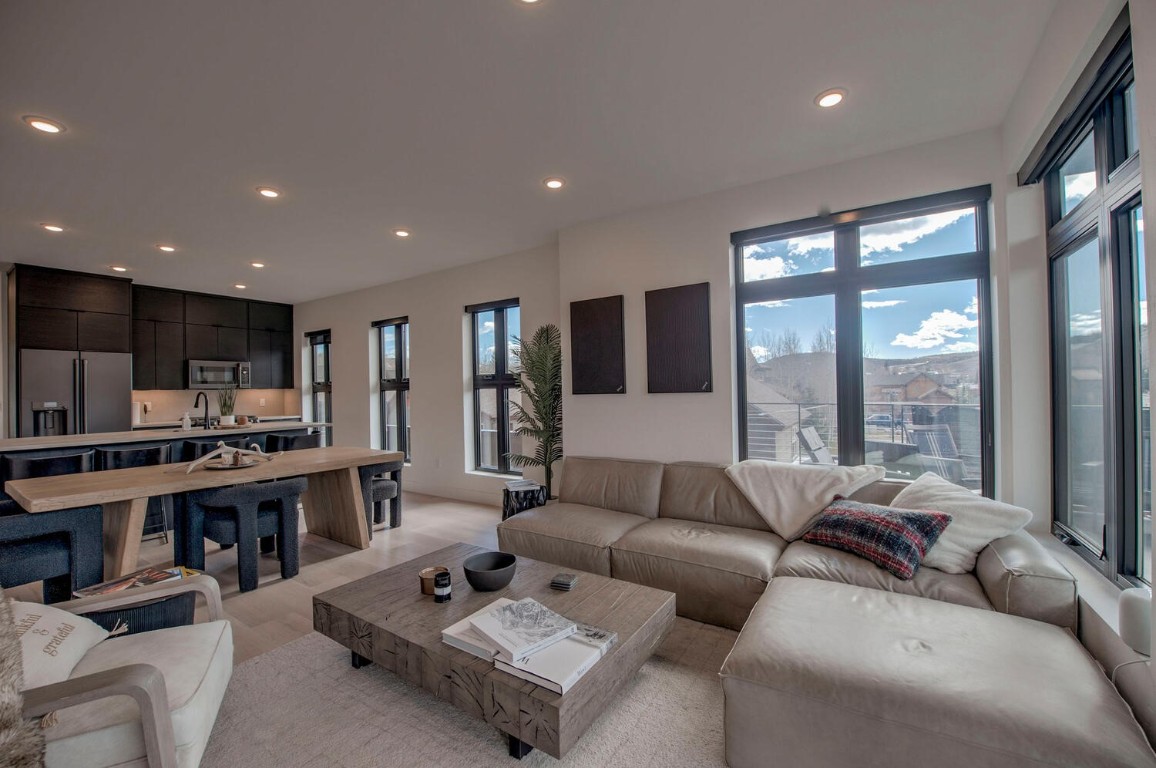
xmin=193 ymin=391 xmax=211 ymax=430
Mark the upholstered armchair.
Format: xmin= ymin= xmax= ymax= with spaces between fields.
xmin=18 ymin=575 xmax=233 ymax=768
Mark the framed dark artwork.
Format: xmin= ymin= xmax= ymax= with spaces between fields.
xmin=570 ymin=295 xmax=626 ymax=395
xmin=645 ymin=282 xmax=712 ymax=393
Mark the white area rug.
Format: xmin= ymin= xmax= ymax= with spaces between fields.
xmin=203 ymin=618 xmax=736 ymax=767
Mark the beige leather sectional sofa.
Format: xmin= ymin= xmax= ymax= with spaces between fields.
xmin=497 ymin=456 xmax=1156 ymax=768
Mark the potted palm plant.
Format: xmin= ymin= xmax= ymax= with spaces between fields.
xmin=217 ymin=386 xmax=237 ymax=426
xmin=506 ymin=324 xmax=563 ymax=497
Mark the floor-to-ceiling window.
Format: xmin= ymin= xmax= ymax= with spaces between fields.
xmin=1021 ymin=29 xmax=1144 ymax=583
xmin=467 ymin=299 xmax=521 ymax=474
xmin=306 ymin=329 xmax=332 ymax=446
xmin=734 ymin=187 xmax=994 ymax=495
xmin=374 ymin=317 xmax=410 ymax=460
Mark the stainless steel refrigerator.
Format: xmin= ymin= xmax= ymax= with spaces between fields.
xmin=18 ymin=349 xmax=133 ymax=436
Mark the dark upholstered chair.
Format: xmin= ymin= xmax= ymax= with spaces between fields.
xmin=177 ymin=477 xmax=308 ymax=592
xmin=181 ymin=437 xmax=248 ymax=462
xmin=97 ymin=444 xmax=173 ymax=542
xmin=358 ymin=461 xmax=404 ymax=536
xmin=265 ymin=431 xmax=321 ymax=453
xmin=0 ymin=450 xmax=102 ymax=603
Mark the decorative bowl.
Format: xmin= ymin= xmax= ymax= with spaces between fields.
xmin=463 ymin=551 xmax=517 ymax=591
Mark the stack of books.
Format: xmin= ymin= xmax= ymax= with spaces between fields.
xmin=442 ymin=597 xmax=617 ymax=694
xmin=73 ymin=566 xmax=199 ymax=598
xmin=504 ymin=479 xmax=541 ymax=492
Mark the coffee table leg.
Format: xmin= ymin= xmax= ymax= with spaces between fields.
xmin=351 ymin=651 xmax=371 ymax=669
xmin=507 ymin=735 xmax=533 ymax=759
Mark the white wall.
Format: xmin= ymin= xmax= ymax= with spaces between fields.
xmin=293 ymin=243 xmax=559 ymax=505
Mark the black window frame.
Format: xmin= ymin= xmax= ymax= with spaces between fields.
xmin=373 ymin=316 xmax=411 ymax=461
xmin=732 ymin=185 xmax=995 ymax=497
xmin=466 ymin=298 xmax=521 ymax=475
xmin=1022 ymin=27 xmax=1144 ymax=586
xmin=306 ymin=329 xmax=332 ymax=446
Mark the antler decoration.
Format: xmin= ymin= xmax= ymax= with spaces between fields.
xmin=185 ymin=442 xmax=281 ymax=474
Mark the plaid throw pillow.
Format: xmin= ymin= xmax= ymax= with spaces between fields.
xmin=802 ymin=498 xmax=952 ymax=580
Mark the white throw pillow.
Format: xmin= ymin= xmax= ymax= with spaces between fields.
xmin=10 ymin=600 xmax=109 ymax=690
xmin=725 ymin=461 xmax=886 ymax=540
xmin=890 ymin=472 xmax=1033 ymax=574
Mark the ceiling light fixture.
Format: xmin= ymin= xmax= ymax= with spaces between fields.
xmin=250 ymin=262 xmax=266 ymax=268
xmin=256 ymin=186 xmax=281 ymax=199
xmin=156 ymin=244 xmax=176 ymax=252
xmin=393 ymin=229 xmax=411 ymax=238
xmin=41 ymin=223 xmax=64 ymax=232
xmin=23 ymin=115 xmax=65 ymax=134
xmin=110 ymin=266 xmax=128 ymax=272
xmin=814 ymin=88 xmax=847 ymax=108
xmin=543 ymin=177 xmax=566 ymax=190
xmin=234 ymin=284 xmax=247 ymax=290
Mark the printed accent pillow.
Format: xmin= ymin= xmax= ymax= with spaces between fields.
xmin=802 ymin=498 xmax=952 ymax=580
xmin=891 ymin=472 xmax=1034 ymax=574
xmin=11 ymin=601 xmax=108 ymax=690
xmin=725 ymin=461 xmax=886 ymax=540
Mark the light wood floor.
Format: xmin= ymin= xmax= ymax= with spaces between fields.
xmin=9 ymin=492 xmax=501 ymax=663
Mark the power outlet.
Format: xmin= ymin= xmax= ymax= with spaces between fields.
xmin=259 ymin=398 xmax=266 ymax=407
xmin=143 ymin=402 xmax=152 ymax=413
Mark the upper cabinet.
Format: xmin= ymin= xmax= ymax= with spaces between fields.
xmin=185 ymin=294 xmax=248 ymax=328
xmin=10 ymin=265 xmax=131 ymax=353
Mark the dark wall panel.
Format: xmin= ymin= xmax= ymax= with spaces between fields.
xmin=645 ymin=282 xmax=712 ymax=394
xmin=570 ymin=295 xmax=625 ymax=395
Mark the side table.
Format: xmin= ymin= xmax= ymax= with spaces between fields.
xmin=502 ymin=485 xmax=548 ymax=520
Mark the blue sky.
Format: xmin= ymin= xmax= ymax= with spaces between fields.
xmin=742 ymin=210 xmax=981 ymax=360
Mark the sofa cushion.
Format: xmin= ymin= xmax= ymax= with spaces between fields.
xmin=497 ymin=503 xmax=649 ymax=576
xmin=558 ymin=457 xmax=665 ymax=519
xmin=721 ymin=578 xmax=1156 ymax=768
xmin=13 ymin=601 xmax=109 ymax=689
xmin=801 ymin=498 xmax=952 ymax=580
xmin=611 ymin=519 xmax=787 ymax=630
xmin=44 ymin=619 xmax=233 ymax=768
xmin=725 ymin=460 xmax=886 ymax=540
xmin=892 ymin=472 xmax=1033 ymax=574
xmin=773 ymin=541 xmax=992 ymax=611
xmin=975 ymin=530 xmax=1077 ymax=631
xmin=847 ymin=478 xmax=908 ymax=506
xmin=658 ymin=462 xmax=771 ymax=531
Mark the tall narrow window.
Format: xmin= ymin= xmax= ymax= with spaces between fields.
xmin=1021 ymin=28 xmax=1143 ymax=583
xmin=306 ymin=330 xmax=332 ymax=446
xmin=374 ymin=317 xmax=410 ymax=460
xmin=734 ymin=187 xmax=993 ymax=495
xmin=467 ymin=299 xmax=520 ymax=474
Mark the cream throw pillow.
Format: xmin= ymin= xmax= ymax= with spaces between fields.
xmin=725 ymin=460 xmax=886 ymax=540
xmin=11 ymin=601 xmax=108 ymax=690
xmin=891 ymin=472 xmax=1033 ymax=574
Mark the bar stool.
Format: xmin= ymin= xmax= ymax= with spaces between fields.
xmin=97 ymin=444 xmax=173 ymax=543
xmin=178 ymin=477 xmax=308 ymax=592
xmin=0 ymin=451 xmax=102 ymax=602
xmin=358 ymin=460 xmax=404 ymax=537
xmin=181 ymin=437 xmax=248 ymax=462
xmin=265 ymin=432 xmax=321 ymax=453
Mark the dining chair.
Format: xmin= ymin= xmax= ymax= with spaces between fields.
xmin=97 ymin=444 xmax=173 ymax=543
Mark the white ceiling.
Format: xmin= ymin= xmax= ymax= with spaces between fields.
xmin=0 ymin=0 xmax=1056 ymax=304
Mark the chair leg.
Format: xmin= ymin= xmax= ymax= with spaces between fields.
xmin=236 ymin=504 xmax=260 ymax=592
xmin=277 ymin=496 xmax=300 ymax=580
xmin=389 ymin=494 xmax=402 ymax=529
xmin=260 ymin=536 xmax=275 ymax=555
xmin=159 ymin=496 xmax=171 ymax=545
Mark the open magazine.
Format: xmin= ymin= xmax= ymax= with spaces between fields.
xmin=73 ymin=566 xmax=199 ymax=598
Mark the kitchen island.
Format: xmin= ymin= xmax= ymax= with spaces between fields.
xmin=0 ymin=420 xmax=325 ymax=453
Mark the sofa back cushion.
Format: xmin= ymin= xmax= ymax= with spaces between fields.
xmin=558 ymin=456 xmax=664 ymax=518
xmin=847 ymin=478 xmax=908 ymax=506
xmin=658 ymin=462 xmax=772 ymax=531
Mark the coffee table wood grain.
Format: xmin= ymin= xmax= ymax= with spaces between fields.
xmin=312 ymin=542 xmax=676 ymax=759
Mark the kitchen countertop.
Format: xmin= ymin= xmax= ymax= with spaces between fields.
xmin=0 ymin=421 xmax=329 ymax=452
xmin=132 ymin=414 xmax=304 ymax=429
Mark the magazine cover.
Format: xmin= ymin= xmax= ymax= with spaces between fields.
xmin=73 ymin=566 xmax=195 ymax=598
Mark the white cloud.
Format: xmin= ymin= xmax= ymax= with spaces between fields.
xmin=785 ymin=232 xmax=834 ymax=256
xmin=481 ymin=321 xmax=494 ymax=331
xmin=744 ymin=327 xmax=753 ymax=333
xmin=942 ymin=341 xmax=979 ymax=353
xmin=749 ymin=346 xmax=769 ymax=362
xmin=743 ymin=254 xmax=795 ymax=281
xmin=1068 ymin=311 xmax=1102 ymax=336
xmin=861 ymin=209 xmax=972 ymax=257
xmin=964 ymin=296 xmax=978 ymax=315
xmin=1063 ymin=173 xmax=1096 ymax=207
xmin=892 ymin=308 xmax=978 ymax=349
xmin=862 ymin=300 xmax=906 ymax=309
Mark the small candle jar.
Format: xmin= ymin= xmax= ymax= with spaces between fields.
xmin=420 ymin=567 xmax=448 ymax=595
xmin=434 ymin=571 xmax=452 ymax=603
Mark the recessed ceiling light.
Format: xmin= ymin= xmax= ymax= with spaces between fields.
xmin=250 ymin=262 xmax=266 ymax=268
xmin=256 ymin=186 xmax=281 ymax=199
xmin=23 ymin=115 xmax=65 ymax=134
xmin=234 ymin=284 xmax=247 ymax=290
xmin=110 ymin=266 xmax=128 ymax=272
xmin=543 ymin=177 xmax=566 ymax=190
xmin=815 ymin=88 xmax=847 ymax=108
xmin=156 ymin=244 xmax=176 ymax=252
xmin=41 ymin=223 xmax=64 ymax=232
xmin=520 ymin=0 xmax=542 ymax=4
xmin=393 ymin=228 xmax=411 ymax=238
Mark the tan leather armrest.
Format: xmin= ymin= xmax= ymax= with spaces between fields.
xmin=976 ymin=531 xmax=1077 ymax=631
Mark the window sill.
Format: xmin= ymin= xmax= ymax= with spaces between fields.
xmin=465 ymin=470 xmax=524 ymax=481
xmin=1032 ymin=530 xmax=1126 ymax=633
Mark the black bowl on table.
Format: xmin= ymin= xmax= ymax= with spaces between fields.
xmin=463 ymin=551 xmax=517 ymax=591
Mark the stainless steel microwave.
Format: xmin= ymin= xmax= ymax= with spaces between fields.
xmin=188 ymin=360 xmax=251 ymax=389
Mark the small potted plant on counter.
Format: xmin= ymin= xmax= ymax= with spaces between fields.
xmin=217 ymin=386 xmax=237 ymax=426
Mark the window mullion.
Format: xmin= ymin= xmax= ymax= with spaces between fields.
xmin=834 ymin=225 xmax=864 ymax=466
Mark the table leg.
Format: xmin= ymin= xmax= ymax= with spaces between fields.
xmin=507 ymin=735 xmax=533 ymax=759
xmin=301 ymin=467 xmax=371 ymax=549
xmin=102 ymin=497 xmax=149 ymax=579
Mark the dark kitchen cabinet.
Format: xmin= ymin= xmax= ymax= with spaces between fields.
xmin=248 ymin=301 xmax=292 ymax=332
xmin=11 ymin=265 xmax=132 ymax=354
xmin=78 ymin=312 xmax=131 ymax=353
xmin=185 ymin=294 xmax=247 ymax=328
xmin=16 ymin=264 xmax=131 ymax=315
xmin=249 ymin=330 xmax=294 ymax=389
xmin=133 ymin=320 xmax=185 ymax=390
xmin=186 ymin=324 xmax=248 ymax=362
xmin=17 ymin=307 xmax=78 ymax=351
xmin=218 ymin=327 xmax=248 ymax=361
xmin=132 ymin=286 xmax=184 ymax=323
xmin=132 ymin=321 xmax=157 ymax=390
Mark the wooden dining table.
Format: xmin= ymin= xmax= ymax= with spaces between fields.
xmin=4 ymin=446 xmax=403 ymax=579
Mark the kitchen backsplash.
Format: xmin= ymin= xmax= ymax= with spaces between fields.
xmin=132 ymin=389 xmax=301 ymax=424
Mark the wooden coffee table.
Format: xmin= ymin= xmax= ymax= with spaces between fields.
xmin=313 ymin=542 xmax=676 ymax=759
